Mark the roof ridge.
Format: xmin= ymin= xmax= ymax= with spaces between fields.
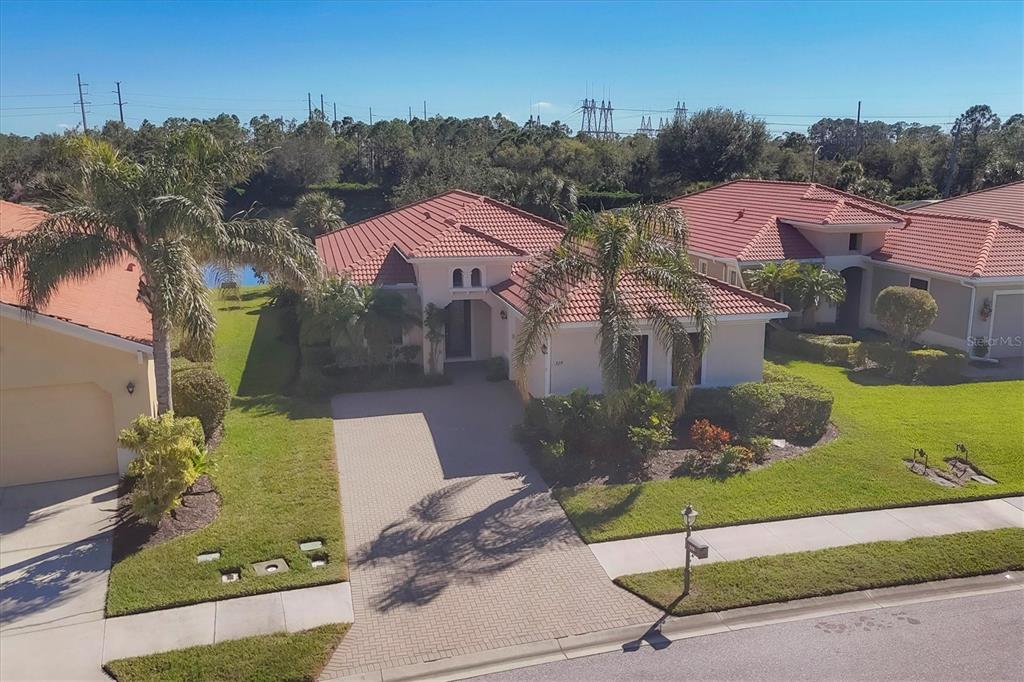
xmin=455 ymin=223 xmax=528 ymax=255
xmin=473 ymin=194 xmax=568 ymax=234
xmin=922 ymin=180 xmax=1024 ymax=207
xmin=971 ymin=219 xmax=1001 ymax=278
xmin=696 ymin=272 xmax=790 ymax=312
xmin=737 ymin=215 xmax=781 ymax=260
xmin=801 ymin=183 xmax=905 ymax=219
xmin=315 ymin=189 xmax=482 ymax=241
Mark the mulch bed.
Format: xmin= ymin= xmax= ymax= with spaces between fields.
xmin=553 ymin=423 xmax=841 ymax=487
xmin=112 ymin=474 xmax=222 ymax=562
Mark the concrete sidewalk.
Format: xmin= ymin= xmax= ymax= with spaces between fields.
xmin=590 ymin=497 xmax=1024 ymax=579
xmin=99 ymin=582 xmax=353 ymax=663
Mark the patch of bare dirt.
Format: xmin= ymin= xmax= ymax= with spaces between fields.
xmin=112 ymin=475 xmax=221 ymax=562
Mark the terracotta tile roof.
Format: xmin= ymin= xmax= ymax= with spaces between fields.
xmin=871 ymin=211 xmax=1024 ymax=279
xmin=315 ymin=190 xmax=563 ymax=284
xmin=911 ymin=181 xmax=1023 ymax=227
xmin=493 ymin=271 xmax=789 ymax=323
xmin=0 ymin=201 xmax=152 ymax=344
xmin=662 ymin=180 xmax=904 ymax=262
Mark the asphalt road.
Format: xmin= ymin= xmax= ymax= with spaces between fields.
xmin=474 ymin=591 xmax=1024 ymax=681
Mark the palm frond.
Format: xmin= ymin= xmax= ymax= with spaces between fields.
xmin=145 ymin=238 xmax=216 ymax=360
xmin=206 ymin=217 xmax=324 ymax=294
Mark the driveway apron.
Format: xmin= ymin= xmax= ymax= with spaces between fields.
xmin=322 ymin=371 xmax=657 ymax=678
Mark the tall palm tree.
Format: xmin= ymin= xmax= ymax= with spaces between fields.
xmin=512 ymin=205 xmax=713 ymax=410
xmin=790 ymin=264 xmax=846 ymax=328
xmin=292 ymin=191 xmax=346 ymax=239
xmin=0 ymin=130 xmax=323 ymax=413
xmin=745 ymin=260 xmax=799 ymax=302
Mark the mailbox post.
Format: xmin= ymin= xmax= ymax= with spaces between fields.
xmin=682 ymin=504 xmax=700 ymax=596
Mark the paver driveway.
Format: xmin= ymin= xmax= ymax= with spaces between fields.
xmin=1 ymin=475 xmax=116 ymax=681
xmin=322 ymin=369 xmax=658 ymax=678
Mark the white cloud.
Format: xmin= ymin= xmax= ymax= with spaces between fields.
xmin=532 ymin=101 xmax=553 ymax=110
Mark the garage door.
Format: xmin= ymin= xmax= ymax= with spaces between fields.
xmin=991 ymin=293 xmax=1024 ymax=359
xmin=0 ymin=383 xmax=117 ymax=486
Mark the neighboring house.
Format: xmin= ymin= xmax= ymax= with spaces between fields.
xmin=315 ymin=190 xmax=789 ymax=397
xmin=0 ymin=201 xmax=156 ymax=486
xmin=663 ymin=180 xmax=1024 ymax=359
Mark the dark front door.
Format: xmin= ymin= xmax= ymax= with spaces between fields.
xmin=446 ymin=300 xmax=472 ymax=358
xmin=836 ymin=267 xmax=863 ymax=330
xmin=635 ymin=335 xmax=649 ymax=383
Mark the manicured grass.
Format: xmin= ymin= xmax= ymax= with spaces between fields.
xmin=105 ymin=624 xmax=348 ymax=682
xmin=106 ymin=289 xmax=346 ymax=616
xmin=557 ymin=355 xmax=1024 ymax=542
xmin=616 ymin=528 xmax=1024 ymax=616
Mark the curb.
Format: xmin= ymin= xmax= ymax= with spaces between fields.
xmin=332 ymin=571 xmax=1023 ymax=682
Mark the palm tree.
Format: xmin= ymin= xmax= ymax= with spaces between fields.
xmin=505 ymin=170 xmax=578 ymax=222
xmin=745 ymin=260 xmax=799 ymax=302
xmin=790 ymin=264 xmax=846 ymax=328
xmin=0 ymin=130 xmax=323 ymax=413
xmin=512 ymin=205 xmax=713 ymax=410
xmin=292 ymin=191 xmax=346 ymax=239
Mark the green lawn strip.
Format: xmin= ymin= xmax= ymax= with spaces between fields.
xmin=106 ymin=289 xmax=346 ymax=616
xmin=557 ymin=355 xmax=1024 ymax=542
xmin=616 ymin=528 xmax=1024 ymax=616
xmin=104 ymin=623 xmax=348 ymax=682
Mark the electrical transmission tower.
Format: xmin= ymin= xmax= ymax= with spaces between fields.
xmin=637 ymin=115 xmax=657 ymax=138
xmin=673 ymin=100 xmax=688 ymax=124
xmin=579 ymin=98 xmax=598 ymax=136
xmin=597 ymin=100 xmax=615 ymax=139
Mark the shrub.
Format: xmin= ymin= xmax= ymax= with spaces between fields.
xmin=773 ymin=378 xmax=833 ymax=443
xmin=729 ymin=382 xmax=785 ymax=438
xmin=874 ymin=286 xmax=938 ymax=346
xmin=684 ymin=387 xmax=734 ymax=428
xmin=617 ymin=383 xmax=674 ymax=463
xmin=748 ymin=436 xmax=773 ymax=464
xmin=485 ymin=356 xmax=508 ymax=382
xmin=690 ymin=419 xmax=731 ymax=453
xmin=119 ymin=413 xmax=208 ymax=525
xmin=858 ymin=342 xmax=966 ymax=384
xmin=768 ymin=328 xmax=860 ymax=367
xmin=718 ymin=445 xmax=755 ymax=475
xmin=172 ymin=365 xmax=231 ymax=438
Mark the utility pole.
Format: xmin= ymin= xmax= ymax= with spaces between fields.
xmin=369 ymin=106 xmax=373 ymax=125
xmin=942 ymin=118 xmax=963 ymax=198
xmin=409 ymin=106 xmax=413 ymax=122
xmin=76 ymin=73 xmax=88 ymax=132
xmin=333 ymin=102 xmax=337 ymax=123
xmin=320 ymin=93 xmax=325 ymax=119
xmin=856 ymin=100 xmax=863 ymax=154
xmin=423 ymin=101 xmax=427 ymax=119
xmin=113 ymin=81 xmax=125 ymax=124
xmin=308 ymin=93 xmax=312 ymax=120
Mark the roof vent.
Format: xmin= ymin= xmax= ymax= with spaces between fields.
xmin=736 ymin=209 xmax=745 ymax=220
xmin=444 ymin=217 xmax=457 ymax=226
xmin=423 ymin=210 xmax=432 ymax=219
xmin=904 ymin=217 xmax=912 ymax=228
xmin=126 ymin=263 xmax=135 ymax=272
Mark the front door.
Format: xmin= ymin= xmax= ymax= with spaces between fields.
xmin=446 ymin=300 xmax=472 ymax=358
xmin=836 ymin=267 xmax=863 ymax=330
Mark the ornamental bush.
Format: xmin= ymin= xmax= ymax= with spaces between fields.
xmin=765 ymin=372 xmax=833 ymax=443
xmin=874 ymin=286 xmax=938 ymax=346
xmin=768 ymin=328 xmax=861 ymax=367
xmin=729 ymin=382 xmax=785 ymax=439
xmin=690 ymin=418 xmax=731 ymax=453
xmin=172 ymin=364 xmax=231 ymax=438
xmin=748 ymin=436 xmax=773 ymax=463
xmin=119 ymin=412 xmax=208 ymax=525
xmin=857 ymin=342 xmax=966 ymax=384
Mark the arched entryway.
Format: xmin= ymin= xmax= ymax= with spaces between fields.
xmin=836 ymin=266 xmax=864 ymax=330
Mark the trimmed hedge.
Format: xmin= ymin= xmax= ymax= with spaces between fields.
xmin=171 ymin=364 xmax=231 ymax=438
xmin=729 ymin=383 xmax=785 ymax=439
xmin=768 ymin=328 xmax=861 ymax=367
xmin=856 ymin=341 xmax=967 ymax=384
xmin=764 ymin=367 xmax=834 ymax=443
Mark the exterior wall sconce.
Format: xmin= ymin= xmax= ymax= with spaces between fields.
xmin=126 ymin=381 xmax=135 ymax=395
xmin=541 ymin=344 xmax=548 ymax=355
xmin=500 ymin=310 xmax=508 ymax=320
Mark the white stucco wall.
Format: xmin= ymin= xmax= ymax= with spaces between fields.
xmin=701 ymin=320 xmax=767 ymax=386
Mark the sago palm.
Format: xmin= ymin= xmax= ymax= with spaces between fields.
xmin=292 ymin=191 xmax=346 ymax=239
xmin=0 ymin=130 xmax=323 ymax=413
xmin=512 ymin=205 xmax=713 ymax=411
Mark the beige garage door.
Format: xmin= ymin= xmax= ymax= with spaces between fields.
xmin=1 ymin=383 xmax=117 ymax=486
xmin=991 ymin=293 xmax=1024 ymax=359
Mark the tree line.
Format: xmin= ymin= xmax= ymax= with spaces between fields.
xmin=1 ymin=103 xmax=1020 ymax=224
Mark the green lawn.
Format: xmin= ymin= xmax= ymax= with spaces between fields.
xmin=557 ymin=355 xmax=1024 ymax=543
xmin=105 ymin=624 xmax=348 ymax=682
xmin=106 ymin=289 xmax=346 ymax=616
xmin=616 ymin=528 xmax=1024 ymax=616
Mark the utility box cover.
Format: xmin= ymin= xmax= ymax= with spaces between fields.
xmin=686 ymin=536 xmax=710 ymax=559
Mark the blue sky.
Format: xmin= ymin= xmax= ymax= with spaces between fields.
xmin=2 ymin=0 xmax=1021 ymax=137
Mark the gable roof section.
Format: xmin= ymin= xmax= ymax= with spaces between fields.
xmin=871 ymin=211 xmax=1024 ymax=279
xmin=0 ymin=200 xmax=152 ymax=345
xmin=911 ymin=181 xmax=1023 ymax=227
xmin=662 ymin=180 xmax=904 ymax=262
xmin=493 ymin=271 xmax=789 ymax=323
xmin=315 ymin=190 xmax=563 ymax=284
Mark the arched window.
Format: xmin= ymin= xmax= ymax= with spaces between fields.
xmin=452 ymin=268 xmax=464 ymax=288
xmin=470 ymin=268 xmax=482 ymax=287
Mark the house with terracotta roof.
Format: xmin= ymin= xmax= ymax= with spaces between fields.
xmin=0 ymin=200 xmax=156 ymax=486
xmin=315 ymin=190 xmax=790 ymax=397
xmin=663 ymin=180 xmax=1024 ymax=359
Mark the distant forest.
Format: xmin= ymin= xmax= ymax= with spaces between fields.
xmin=2 ymin=104 xmax=1020 ymax=223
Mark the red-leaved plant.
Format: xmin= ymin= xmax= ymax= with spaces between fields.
xmin=690 ymin=418 xmax=731 ymax=453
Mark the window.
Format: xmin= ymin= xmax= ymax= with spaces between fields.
xmin=470 ymin=267 xmax=482 ymax=287
xmin=698 ymin=260 xmax=709 ymax=275
xmin=728 ymin=270 xmax=738 ymax=286
xmin=634 ymin=335 xmax=649 ymax=383
xmin=848 ymin=233 xmax=862 ymax=251
xmin=452 ymin=268 xmax=464 ymax=288
xmin=671 ymin=333 xmax=703 ymax=387
xmin=909 ymin=277 xmax=929 ymax=291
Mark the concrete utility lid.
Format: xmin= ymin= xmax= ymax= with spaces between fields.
xmin=221 ymin=570 xmax=241 ymax=583
xmin=299 ymin=540 xmax=323 ymax=552
xmin=197 ymin=551 xmax=221 ymax=563
xmin=252 ymin=558 xmax=289 ymax=576
xmin=311 ymin=556 xmax=328 ymax=568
